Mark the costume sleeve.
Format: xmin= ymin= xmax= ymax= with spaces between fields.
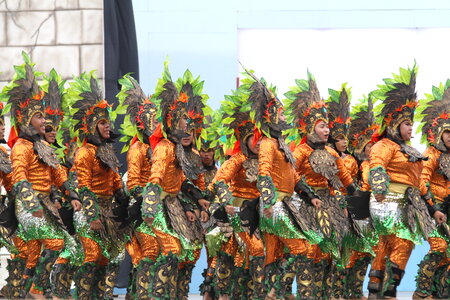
xmin=336 ymin=157 xmax=354 ymax=187
xmin=1 ymin=171 xmax=13 ymax=193
xmin=126 ymin=144 xmax=143 ymax=191
xmin=257 ymin=138 xmax=278 ymax=208
xmin=368 ymin=140 xmax=395 ymax=195
xmin=258 ymin=138 xmax=274 ymax=177
xmin=52 ymin=165 xmax=68 ymax=188
xmin=293 ymin=146 xmax=307 ymax=177
xmin=148 ymin=141 xmax=171 ymax=185
xmin=193 ymin=173 xmax=206 ymax=191
xmin=360 ymin=161 xmax=371 ymax=192
xmin=211 ymin=153 xmax=245 ymax=187
xmin=420 ymin=147 xmax=437 ymax=197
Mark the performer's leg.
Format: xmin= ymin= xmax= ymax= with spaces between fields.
xmin=74 ymin=236 xmax=102 ymax=300
xmin=368 ymin=236 xmax=390 ymax=298
xmin=345 ymin=251 xmax=372 ymax=299
xmin=135 ymin=231 xmax=159 ymax=299
xmin=214 ymin=235 xmax=238 ymax=300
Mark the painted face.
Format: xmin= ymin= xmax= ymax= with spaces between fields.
xmin=246 ymin=134 xmax=260 ymax=155
xmin=44 ymin=125 xmax=57 ymax=144
xmin=441 ymin=130 xmax=450 ymax=150
xmin=314 ymin=120 xmax=330 ymax=142
xmin=334 ymin=135 xmax=347 ymax=153
xmin=181 ymin=130 xmax=193 ymax=147
xmin=200 ymin=150 xmax=214 ymax=166
xmin=97 ymin=119 xmax=111 ymax=139
xmin=30 ymin=112 xmax=46 ymax=136
xmin=399 ymin=119 xmax=413 ymax=141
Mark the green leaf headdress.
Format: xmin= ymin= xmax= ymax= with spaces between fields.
xmin=42 ymin=68 xmax=65 ymax=132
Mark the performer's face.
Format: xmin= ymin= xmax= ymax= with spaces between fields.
xmin=0 ymin=123 xmax=5 ymax=140
xmin=30 ymin=112 xmax=46 ymax=136
xmin=97 ymin=119 xmax=111 ymax=139
xmin=247 ymin=135 xmax=260 ymax=154
xmin=442 ymin=130 xmax=450 ymax=149
xmin=399 ymin=120 xmax=413 ymax=141
xmin=181 ymin=131 xmax=193 ymax=147
xmin=44 ymin=126 xmax=56 ymax=144
xmin=200 ymin=150 xmax=214 ymax=166
xmin=314 ymin=120 xmax=329 ymax=142
xmin=334 ymin=135 xmax=347 ymax=153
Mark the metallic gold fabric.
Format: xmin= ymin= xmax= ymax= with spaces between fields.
xmin=420 ymin=146 xmax=449 ymax=203
xmin=371 ymin=234 xmax=413 ymax=273
xmin=11 ymin=138 xmax=67 ymax=192
xmin=293 ymin=143 xmax=353 ymax=190
xmin=342 ymin=154 xmax=358 ymax=180
xmin=136 ymin=231 xmax=159 ymax=261
xmin=149 ymin=139 xmax=185 ymax=194
xmin=79 ymin=236 xmax=108 ymax=265
xmin=11 ymin=236 xmax=27 ymax=260
xmin=346 ymin=250 xmax=371 ymax=268
xmin=24 ymin=238 xmax=64 ymax=269
xmin=73 ymin=143 xmax=122 ymax=196
xmin=259 ymin=137 xmax=299 ymax=193
xmin=360 ymin=160 xmax=371 ymax=192
xmin=126 ymin=140 xmax=152 ymax=190
xmin=237 ymin=231 xmax=264 ymax=257
xmin=369 ymin=138 xmax=422 ymax=188
xmin=126 ymin=235 xmax=143 ymax=266
xmin=211 ymin=151 xmax=259 ymax=199
xmin=153 ymin=228 xmax=181 ymax=256
xmin=264 ymin=233 xmax=309 ymax=265
xmin=428 ymin=237 xmax=448 ymax=253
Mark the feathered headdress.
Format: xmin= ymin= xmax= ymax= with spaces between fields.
xmin=0 ymin=103 xmax=5 ymax=127
xmin=284 ymin=71 xmax=328 ymax=144
xmin=219 ymin=81 xmax=258 ymax=157
xmin=239 ymin=67 xmax=288 ymax=138
xmin=42 ymin=69 xmax=65 ymax=132
xmin=348 ymin=94 xmax=379 ymax=160
xmin=417 ymin=79 xmax=450 ymax=152
xmin=117 ymin=74 xmax=157 ymax=152
xmin=199 ymin=112 xmax=224 ymax=160
xmin=67 ymin=72 xmax=115 ymax=143
xmin=327 ymin=83 xmax=351 ymax=143
xmin=373 ymin=63 xmax=418 ymax=140
xmin=1 ymin=51 xmax=45 ymax=141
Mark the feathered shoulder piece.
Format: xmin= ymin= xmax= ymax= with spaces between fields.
xmin=373 ymin=63 xmax=418 ymax=137
xmin=66 ymin=72 xmax=114 ymax=143
xmin=117 ymin=73 xmax=157 ymax=152
xmin=1 ymin=51 xmax=44 ymax=131
xmin=417 ymin=79 xmax=450 ymax=151
xmin=348 ymin=94 xmax=379 ymax=160
xmin=327 ymin=83 xmax=351 ymax=141
xmin=219 ymin=80 xmax=256 ymax=157
xmin=42 ymin=69 xmax=65 ymax=131
xmin=284 ymin=71 xmax=327 ymax=144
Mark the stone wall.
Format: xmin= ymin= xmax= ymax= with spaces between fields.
xmin=0 ymin=0 xmax=104 ymax=90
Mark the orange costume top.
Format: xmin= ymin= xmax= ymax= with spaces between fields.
xmin=360 ymin=160 xmax=371 ymax=192
xmin=11 ymin=138 xmax=67 ymax=193
xmin=0 ymin=145 xmax=12 ymax=192
xmin=419 ymin=146 xmax=450 ymax=204
xmin=293 ymin=143 xmax=353 ymax=190
xmin=73 ymin=143 xmax=122 ymax=197
xmin=342 ymin=154 xmax=358 ymax=180
xmin=211 ymin=151 xmax=259 ymax=200
xmin=127 ymin=140 xmax=152 ymax=191
xmin=259 ymin=137 xmax=299 ymax=194
xmin=369 ymin=138 xmax=422 ymax=192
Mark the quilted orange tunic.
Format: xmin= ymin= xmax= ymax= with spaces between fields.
xmin=211 ymin=151 xmax=259 ymax=199
xmin=73 ymin=143 xmax=122 ymax=196
xmin=420 ymin=146 xmax=450 ymax=203
xmin=11 ymin=138 xmax=67 ymax=192
xmin=127 ymin=140 xmax=152 ymax=191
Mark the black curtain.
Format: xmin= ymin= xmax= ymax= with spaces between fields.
xmin=103 ymin=0 xmax=139 ymax=289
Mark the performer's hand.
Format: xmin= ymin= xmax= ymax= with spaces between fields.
xmin=144 ymin=217 xmax=154 ymax=225
xmin=311 ymin=198 xmax=322 ymax=209
xmin=198 ymin=199 xmax=210 ymax=210
xmin=71 ymin=200 xmax=82 ymax=211
xmin=225 ymin=205 xmax=235 ymax=216
xmin=32 ymin=209 xmax=44 ymax=218
xmin=374 ymin=194 xmax=385 ymax=202
xmin=201 ymin=211 xmax=209 ymax=223
xmin=90 ymin=219 xmax=103 ymax=231
xmin=263 ymin=207 xmax=273 ymax=218
xmin=185 ymin=211 xmax=196 ymax=222
xmin=433 ymin=210 xmax=447 ymax=225
xmin=343 ymin=208 xmax=348 ymax=218
xmin=54 ymin=201 xmax=62 ymax=210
